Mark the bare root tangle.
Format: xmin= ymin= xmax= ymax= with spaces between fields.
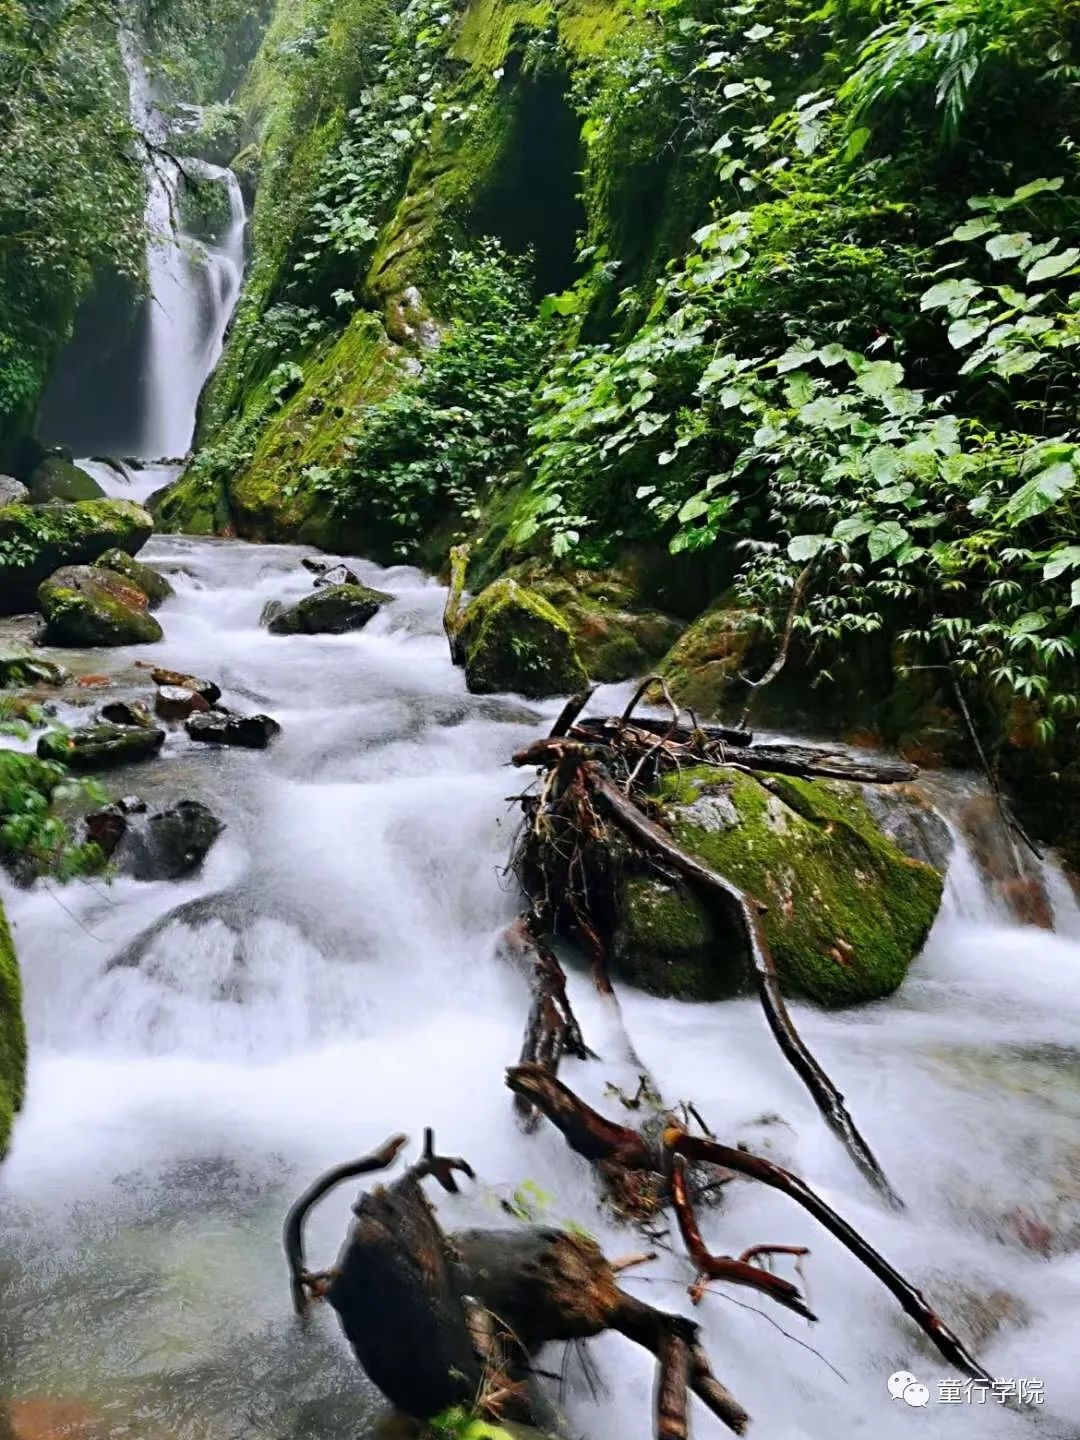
xmin=671 ymin=1155 xmax=817 ymax=1320
xmin=589 ymin=766 xmax=902 ymax=1206
xmin=656 ymin=1330 xmax=691 ymax=1440
xmin=668 ymin=1132 xmax=993 ymax=1384
xmin=499 ymin=917 xmax=593 ymax=1128
xmin=283 ymin=1132 xmax=408 ymax=1316
xmin=612 ymin=1291 xmax=750 ymax=1435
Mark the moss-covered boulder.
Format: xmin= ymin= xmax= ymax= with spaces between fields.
xmin=266 ymin=583 xmax=392 ymax=635
xmin=37 ymin=722 xmax=166 ymax=770
xmin=0 ymin=897 xmax=25 ymax=1160
xmin=26 ymin=456 xmax=105 ymax=504
xmin=0 ymin=499 xmax=153 ymax=614
xmin=459 ymin=578 xmax=588 ymax=697
xmin=37 ymin=566 xmax=164 ymax=646
xmin=0 ymin=648 xmax=68 ymax=688
xmin=520 ymin=568 xmax=684 ymax=683
xmin=94 ymin=548 xmax=173 ymax=608
xmin=0 ymin=477 xmax=29 ymax=507
xmin=656 ymin=606 xmax=763 ymax=717
xmin=614 ymin=766 xmax=944 ymax=1007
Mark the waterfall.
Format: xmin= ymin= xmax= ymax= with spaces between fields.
xmin=123 ymin=33 xmax=247 ymax=460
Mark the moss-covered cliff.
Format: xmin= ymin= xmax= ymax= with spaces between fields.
xmin=0 ymin=897 xmax=25 ymax=1160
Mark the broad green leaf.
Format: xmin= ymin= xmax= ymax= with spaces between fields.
xmin=1072 ymin=578 xmax=1080 ymax=608
xmin=1007 ymin=176 xmax=1065 ymax=205
xmin=1027 ymin=247 xmax=1080 ymax=284
xmin=788 ymin=534 xmax=827 ymax=562
xmin=1044 ymin=545 xmax=1080 ymax=579
xmin=1006 ymin=461 xmax=1077 ymax=523
xmin=950 ymin=216 xmax=1001 ymax=242
xmin=986 ymin=232 xmax=1032 ymax=261
xmin=1010 ymin=612 xmax=1047 ymax=635
xmin=867 ymin=521 xmax=909 ymax=562
xmin=854 ymin=360 xmax=904 ymax=398
xmin=678 ymin=494 xmax=710 ymax=522
xmin=833 ymin=514 xmax=873 ymax=542
xmin=947 ymin=314 xmax=990 ymax=348
xmin=920 ymin=277 xmax=982 ymax=314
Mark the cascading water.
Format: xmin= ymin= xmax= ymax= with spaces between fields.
xmin=123 ymin=32 xmax=246 ymax=460
xmin=4 ymin=39 xmax=1080 ymax=1440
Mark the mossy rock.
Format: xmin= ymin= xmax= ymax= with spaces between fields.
xmin=656 ymin=606 xmax=762 ymax=718
xmin=0 ymin=499 xmax=153 ymax=614
xmin=459 ymin=578 xmax=588 ymax=698
xmin=37 ymin=565 xmax=164 ymax=647
xmin=266 ymin=583 xmax=392 ymax=634
xmin=0 ymin=897 xmax=25 ymax=1160
xmin=37 ymin=722 xmax=166 ymax=771
xmin=614 ymin=873 xmax=727 ymax=1001
xmin=614 ymin=766 xmax=944 ymax=1008
xmin=94 ymin=548 xmax=174 ymax=608
xmin=26 ymin=456 xmax=105 ymax=504
xmin=523 ymin=570 xmax=684 ymax=683
xmin=0 ymin=648 xmax=68 ymax=688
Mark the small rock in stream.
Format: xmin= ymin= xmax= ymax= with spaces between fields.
xmin=314 ymin=563 xmax=361 ymax=588
xmin=100 ymin=699 xmax=156 ymax=729
xmin=147 ymin=666 xmax=222 ymax=704
xmin=185 ymin=711 xmax=280 ymax=748
xmin=155 ymin=684 xmax=211 ymax=720
xmin=267 ymin=583 xmax=391 ymax=635
xmin=37 ymin=722 xmax=165 ymax=770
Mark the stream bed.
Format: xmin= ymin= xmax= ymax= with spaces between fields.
xmin=2 ymin=533 xmax=1080 ymax=1440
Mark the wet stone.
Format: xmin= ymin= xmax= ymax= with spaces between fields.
xmin=37 ymin=722 xmax=166 ymax=771
xmin=148 ymin=667 xmax=222 ymax=704
xmin=155 ymin=685 xmax=211 ymax=721
xmin=100 ymin=700 xmax=156 ymax=729
xmin=185 ymin=711 xmax=280 ymax=748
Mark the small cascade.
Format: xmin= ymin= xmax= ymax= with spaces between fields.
xmin=122 ymin=33 xmax=246 ymax=460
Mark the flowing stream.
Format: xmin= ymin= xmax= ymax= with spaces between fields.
xmin=3 ymin=39 xmax=1080 ymax=1440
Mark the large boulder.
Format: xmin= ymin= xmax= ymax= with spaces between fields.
xmin=38 ymin=565 xmax=164 ymax=646
xmin=94 ymin=548 xmax=173 ymax=608
xmin=458 ymin=579 xmax=588 ymax=698
xmin=266 ymin=583 xmax=391 ymax=635
xmin=37 ymin=722 xmax=166 ymax=771
xmin=0 ymin=499 xmax=153 ymax=614
xmin=0 ymin=477 xmax=29 ymax=508
xmin=26 ymin=456 xmax=105 ymax=504
xmin=0 ymin=897 xmax=24 ymax=1160
xmin=520 ymin=568 xmax=685 ymax=684
xmin=656 ymin=606 xmax=762 ymax=717
xmin=613 ymin=766 xmax=944 ymax=1007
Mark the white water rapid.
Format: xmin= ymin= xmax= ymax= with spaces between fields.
xmin=1 ymin=525 xmax=1079 ymax=1439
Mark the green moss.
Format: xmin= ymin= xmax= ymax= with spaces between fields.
xmin=459 ymin=577 xmax=588 ymax=697
xmin=38 ymin=566 xmax=164 ymax=647
xmin=656 ymin=606 xmax=762 ymax=718
xmin=0 ymin=500 xmax=153 ymax=614
xmin=27 ymin=456 xmax=104 ymax=504
xmin=650 ymin=766 xmax=943 ymax=1007
xmin=266 ymin=582 xmax=391 ymax=633
xmin=0 ymin=898 xmax=25 ymax=1161
xmin=614 ymin=874 xmax=732 ymax=1001
xmin=94 ymin=548 xmax=173 ymax=607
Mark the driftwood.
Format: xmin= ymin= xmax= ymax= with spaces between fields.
xmin=442 ymin=543 xmax=470 ymax=665
xmin=284 ymin=1131 xmax=751 ymax=1435
xmin=506 ymin=1065 xmax=994 ymax=1386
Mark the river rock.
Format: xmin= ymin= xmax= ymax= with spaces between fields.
xmin=0 ymin=499 xmax=153 ymax=615
xmin=301 ymin=556 xmax=330 ymax=575
xmin=94 ymin=548 xmax=173 ymax=607
xmin=100 ymin=699 xmax=156 ymax=729
xmin=267 ymin=583 xmax=391 ymax=635
xmin=613 ymin=766 xmax=944 ymax=1007
xmin=37 ymin=722 xmax=166 ymax=771
xmin=92 ymin=798 xmax=224 ymax=880
xmin=314 ymin=563 xmax=361 ymax=588
xmin=185 ymin=711 xmax=280 ymax=748
xmin=26 ymin=456 xmax=105 ymax=504
xmin=148 ymin=667 xmax=221 ymax=704
xmin=37 ymin=565 xmax=164 ymax=646
xmin=0 ymin=477 xmax=29 ymax=508
xmin=458 ymin=578 xmax=588 ymax=698
xmin=155 ymin=685 xmax=210 ymax=720
xmin=0 ymin=648 xmax=68 ymax=688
